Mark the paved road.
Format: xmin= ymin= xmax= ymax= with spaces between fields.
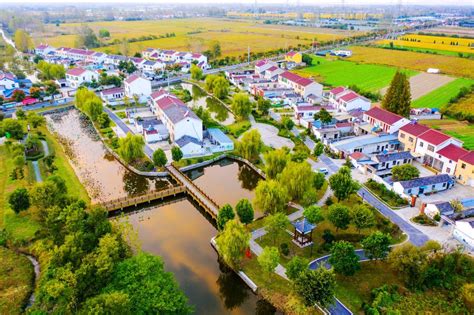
xmin=104 ymin=107 xmax=154 ymax=159
xmin=2 ymin=98 xmax=73 ymax=117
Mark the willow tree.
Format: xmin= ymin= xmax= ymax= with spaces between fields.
xmin=117 ymin=133 xmax=145 ymax=163
xmin=382 ymin=71 xmax=411 ymax=118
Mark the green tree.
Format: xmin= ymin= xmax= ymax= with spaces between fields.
xmin=258 ymin=247 xmax=279 ymax=280
xmin=204 ymin=74 xmax=218 ymax=92
xmin=294 ymin=267 xmax=335 ymax=307
xmin=257 ymin=96 xmax=271 ymax=115
xmin=190 ymin=64 xmax=203 ymax=80
xmin=254 ymin=180 xmax=290 ymax=214
xmin=30 ymin=177 xmax=67 ymax=210
xmin=27 ymin=112 xmax=45 ymax=128
xmin=217 ymin=204 xmax=235 ymax=230
xmin=105 ymin=253 xmax=192 ymax=314
xmin=264 ymin=148 xmax=289 ymax=179
xmin=237 ymin=129 xmax=262 ymax=162
xmin=313 ymin=172 xmax=325 ymax=190
xmin=117 ymin=133 xmax=145 ymax=163
xmin=152 ymin=149 xmax=167 ymax=167
xmin=29 ymin=86 xmax=42 ymax=99
xmin=362 ymin=232 xmax=392 ymax=261
xmin=98 ymin=29 xmax=110 ymax=38
xmin=75 ymin=24 xmax=100 ymax=48
xmin=329 ymin=241 xmax=360 ymax=276
xmin=212 ymin=77 xmax=229 ymax=99
xmin=2 ymin=118 xmax=24 ymax=139
xmin=13 ymin=29 xmax=33 ymax=52
xmin=391 ymin=164 xmax=420 ymax=181
xmin=97 ymin=112 xmax=111 ymax=128
xmin=286 ymin=256 xmax=308 ymax=282
xmin=329 ymin=166 xmax=359 ymax=201
xmin=382 ymin=71 xmax=411 ymax=117
xmin=328 ymin=203 xmax=351 ymax=231
xmin=313 ymin=108 xmax=332 ymax=125
xmin=15 ymin=109 xmax=26 ymax=120
xmin=82 ymin=292 xmax=131 ymax=314
xmin=8 ymin=188 xmax=30 ymax=213
xmin=388 ymin=243 xmax=427 ymax=288
xmin=265 ymin=212 xmax=290 ymax=245
xmin=75 ymin=87 xmax=103 ymax=121
xmin=216 ymin=219 xmax=250 ymax=268
xmin=303 ymin=205 xmax=324 ymax=224
xmin=171 ymin=146 xmax=183 ymax=162
xmin=313 ymin=142 xmax=324 ymax=157
xmin=210 ymin=40 xmax=222 ymax=59
xmin=281 ymin=116 xmax=295 ymax=130
xmin=302 ymin=53 xmax=313 ymax=65
xmin=278 ymin=161 xmax=314 ymax=201
xmin=351 ymin=205 xmax=375 ymax=234
xmin=12 ymin=90 xmax=26 ymax=102
xmin=231 ymin=93 xmax=252 ymax=120
xmin=235 ymin=199 xmax=254 ymax=225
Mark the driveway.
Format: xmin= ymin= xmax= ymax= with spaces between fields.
xmin=247 ymin=115 xmax=294 ymax=149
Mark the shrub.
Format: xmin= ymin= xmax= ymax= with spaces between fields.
xmin=280 ymin=243 xmax=290 ymax=256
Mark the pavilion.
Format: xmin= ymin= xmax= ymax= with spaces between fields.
xmin=291 ymin=218 xmax=315 ymax=248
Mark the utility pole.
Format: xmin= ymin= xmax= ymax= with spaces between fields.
xmin=247 ymin=45 xmax=250 ymax=65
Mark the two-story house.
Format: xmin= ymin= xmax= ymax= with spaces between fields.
xmin=414 ymin=129 xmax=463 ymax=170
xmin=455 ymin=152 xmax=474 ymax=187
xmin=398 ymin=122 xmax=431 ymax=153
xmin=363 ymin=107 xmax=410 ymax=134
xmin=65 ymin=68 xmax=99 ymax=88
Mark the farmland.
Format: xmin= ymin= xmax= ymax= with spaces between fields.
xmin=377 ymin=34 xmax=474 ymax=55
xmin=412 ymin=78 xmax=474 ymax=109
xmin=443 ymin=93 xmax=474 ymax=122
xmin=33 ymin=18 xmax=360 ymax=57
xmin=348 ymin=46 xmax=474 ymax=79
xmin=293 ymin=55 xmax=417 ymax=92
xmin=376 ymin=41 xmax=472 ymax=57
xmin=420 ymin=118 xmax=474 ymax=150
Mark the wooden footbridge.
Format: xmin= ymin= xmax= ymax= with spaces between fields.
xmin=98 ymin=164 xmax=220 ymax=220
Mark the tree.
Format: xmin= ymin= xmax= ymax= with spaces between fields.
xmin=313 ymin=172 xmax=325 ymax=190
xmin=265 ymin=212 xmax=290 ymax=245
xmin=30 ymin=178 xmax=67 ymax=210
xmin=217 ymin=204 xmax=235 ymax=230
xmin=29 ymin=86 xmax=42 ymax=99
xmin=152 ymin=149 xmax=167 ymax=167
xmin=12 ymin=89 xmax=26 ymax=102
xmin=44 ymin=81 xmax=60 ymax=101
xmin=212 ymin=77 xmax=229 ymax=99
xmin=231 ymin=93 xmax=252 ymax=120
xmin=302 ymin=53 xmax=313 ymax=65
xmin=258 ymin=247 xmax=279 ymax=280
xmin=82 ymin=292 xmax=131 ymax=314
xmin=256 ymin=96 xmax=271 ymax=115
xmin=328 ymin=204 xmax=351 ymax=231
xmin=97 ymin=112 xmax=111 ymax=128
xmin=104 ymin=253 xmax=192 ymax=314
xmin=254 ymin=180 xmax=290 ymax=214
xmin=190 ymin=64 xmax=203 ymax=80
xmin=216 ymin=220 xmax=250 ymax=268
xmin=286 ymin=256 xmax=308 ymax=281
xmin=313 ymin=108 xmax=332 ymax=125
xmin=2 ymin=118 xmax=24 ymax=139
xmin=294 ymin=267 xmax=335 ymax=307
xmin=381 ymin=71 xmax=411 ymax=117
xmin=8 ymin=188 xmax=30 ymax=213
xmin=75 ymin=87 xmax=103 ymax=121
xmin=13 ymin=29 xmax=33 ymax=52
xmin=235 ymin=199 xmax=254 ymax=225
xmin=237 ymin=129 xmax=262 ymax=162
xmin=278 ymin=161 xmax=314 ymax=201
xmin=264 ymin=148 xmax=289 ymax=179
xmin=98 ymin=29 xmax=110 ymax=38
xmin=329 ymin=166 xmax=359 ymax=201
xmin=313 ymin=142 xmax=324 ymax=157
xmin=117 ymin=133 xmax=145 ymax=163
xmin=15 ymin=109 xmax=26 ymax=120
xmin=388 ymin=243 xmax=427 ymax=288
xmin=171 ymin=146 xmax=183 ymax=162
xmin=204 ymin=74 xmax=218 ymax=92
xmin=209 ymin=40 xmax=222 ymax=59
xmin=75 ymin=24 xmax=100 ymax=48
xmin=391 ymin=164 xmax=420 ymax=181
xmin=281 ymin=116 xmax=294 ymax=130
xmin=351 ymin=205 xmax=375 ymax=234
xmin=304 ymin=205 xmax=324 ymax=224
xmin=362 ymin=232 xmax=392 ymax=261
xmin=37 ymin=61 xmax=66 ymax=80
xmin=119 ymin=38 xmax=130 ymax=57
xmin=329 ymin=241 xmax=360 ymax=276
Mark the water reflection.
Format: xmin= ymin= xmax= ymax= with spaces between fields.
xmin=217 ymin=258 xmax=249 ymax=310
xmin=238 ymin=163 xmax=261 ymax=191
xmin=206 ymin=97 xmax=229 ymax=122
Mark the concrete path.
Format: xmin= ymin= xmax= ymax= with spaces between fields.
xmin=247 ymin=115 xmax=294 ymax=149
xmin=31 ymin=140 xmax=50 ymax=182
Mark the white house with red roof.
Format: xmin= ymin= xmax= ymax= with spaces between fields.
xmin=263 ymin=65 xmax=284 ymax=80
xmin=0 ymin=72 xmax=19 ymax=93
xmin=100 ymin=87 xmax=125 ymax=105
xmin=414 ymin=129 xmax=463 ymax=168
xmin=363 ymin=107 xmax=410 ymax=134
xmin=255 ymin=60 xmax=278 ymax=76
xmin=65 ymin=68 xmax=99 ymax=88
xmin=150 ymin=90 xmax=203 ymax=143
xmin=35 ymin=44 xmax=56 ymax=56
xmin=278 ymin=71 xmax=323 ymax=98
xmin=142 ymin=48 xmax=158 ymax=59
xmin=124 ymin=75 xmax=152 ymax=102
xmin=455 ymin=152 xmax=474 ymax=186
xmin=328 ymin=87 xmax=371 ymax=112
xmin=398 ymin=122 xmax=431 ymax=152
xmin=433 ymin=144 xmax=468 ymax=175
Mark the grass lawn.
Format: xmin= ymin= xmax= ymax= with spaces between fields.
xmin=0 ymin=247 xmax=34 ymax=315
xmin=412 ymin=78 xmax=474 ymax=109
xmin=420 ymin=118 xmax=474 ymax=150
xmin=294 ymin=55 xmax=417 ymax=92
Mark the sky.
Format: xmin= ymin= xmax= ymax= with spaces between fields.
xmin=0 ymin=0 xmax=473 ymax=5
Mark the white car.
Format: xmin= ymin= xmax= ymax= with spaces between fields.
xmin=318 ymin=168 xmax=329 ymax=175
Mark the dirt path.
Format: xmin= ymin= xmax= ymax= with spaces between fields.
xmin=380 ymin=72 xmax=454 ymax=100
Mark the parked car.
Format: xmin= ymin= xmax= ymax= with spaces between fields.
xmin=318 ymin=168 xmax=329 ymax=175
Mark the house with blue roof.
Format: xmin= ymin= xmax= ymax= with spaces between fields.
xmin=393 ymin=174 xmax=454 ymax=199
xmin=329 ymin=133 xmax=400 ymax=158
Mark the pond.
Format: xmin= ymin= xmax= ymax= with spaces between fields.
xmin=181 ymin=83 xmax=235 ymax=126
xmin=128 ymin=159 xmax=271 ymax=314
xmin=46 ymin=109 xmax=171 ymax=203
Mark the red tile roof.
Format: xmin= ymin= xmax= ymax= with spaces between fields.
xmin=329 ymin=86 xmax=346 ymax=95
xmin=255 ymin=59 xmax=271 ymax=67
xmin=151 ymin=89 xmax=169 ymax=100
xmin=459 ymin=151 xmax=474 ymax=165
xmin=436 ymin=144 xmax=468 ymax=162
xmin=124 ymin=74 xmax=140 ymax=84
xmin=418 ymin=129 xmax=451 ymax=146
xmin=280 ymin=71 xmax=314 ymax=87
xmin=336 ymin=122 xmax=352 ymax=128
xmin=286 ymin=51 xmax=298 ymax=57
xmin=350 ymin=152 xmax=367 ymax=160
xmin=339 ymin=91 xmax=360 ymax=102
xmin=399 ymin=122 xmax=431 ymax=137
xmin=101 ymin=87 xmax=124 ymax=96
xmin=296 ymin=105 xmax=320 ymax=111
xmin=365 ymin=107 xmax=404 ymax=126
xmin=266 ymin=66 xmax=278 ymax=72
xmin=66 ymin=68 xmax=87 ymax=76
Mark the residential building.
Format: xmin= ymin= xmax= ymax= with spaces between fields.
xmin=278 ymin=71 xmax=323 ymax=98
xmin=207 ymin=128 xmax=234 ymax=153
xmin=284 ymin=51 xmax=303 ymax=64
xmin=263 ymin=66 xmax=284 ymax=80
xmin=393 ymin=174 xmax=454 ymax=198
xmin=365 ymin=151 xmax=414 ymax=177
xmin=124 ymin=75 xmax=152 ymax=102
xmin=176 ymin=136 xmax=204 ymax=157
xmin=363 ymin=107 xmax=410 ymax=134
xmin=135 ymin=117 xmax=168 ymax=143
xmin=330 ymin=133 xmax=400 ymax=158
xmin=142 ymin=60 xmax=164 ymax=72
xmin=328 ymin=87 xmax=371 ymax=112
xmin=398 ymin=122 xmax=431 ymax=152
xmin=0 ymin=72 xmax=19 ymax=95
xmin=415 ymin=129 xmax=463 ymax=169
xmin=150 ymin=90 xmax=203 ymax=143
xmin=35 ymin=44 xmax=56 ymax=56
xmin=433 ymin=144 xmax=468 ymax=175
xmin=423 ymin=201 xmax=454 ymax=219
xmin=100 ymin=87 xmax=124 ymax=105
xmin=332 ymin=49 xmax=352 ymax=57
xmin=455 ymin=152 xmax=474 ymax=187
xmin=453 ymin=218 xmax=474 ymax=250
xmin=295 ymin=105 xmax=320 ymax=120
xmin=255 ymin=59 xmax=278 ymax=76
xmin=65 ymin=68 xmax=99 ymax=88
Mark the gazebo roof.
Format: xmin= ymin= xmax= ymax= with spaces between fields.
xmin=292 ymin=218 xmax=315 ymax=235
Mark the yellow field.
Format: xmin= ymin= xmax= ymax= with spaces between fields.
xmin=377 ymin=34 xmax=474 ymax=54
xmin=33 ymin=18 xmax=360 ymax=57
xmin=227 ymin=12 xmax=383 ymax=20
xmin=348 ymin=46 xmax=474 ymax=79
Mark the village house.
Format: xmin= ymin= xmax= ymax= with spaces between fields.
xmin=255 ymin=59 xmax=278 ymax=76
xmin=206 ymin=128 xmax=234 ymax=153
xmin=414 ymin=129 xmax=463 ymax=169
xmin=423 ymin=201 xmax=455 ymax=219
xmin=35 ymin=43 xmax=56 ymax=56
xmin=455 ymin=152 xmax=474 ymax=187
xmin=453 ymin=217 xmax=474 ymax=250
xmin=364 ymin=151 xmax=414 ymax=177
xmin=393 ymin=174 xmax=454 ymax=199
xmin=362 ymin=107 xmax=410 ymax=134
xmin=330 ymin=133 xmax=400 ymax=158
xmin=142 ymin=60 xmax=164 ymax=73
xmin=284 ymin=51 xmax=303 ymax=64
xmin=278 ymin=71 xmax=323 ymax=98
xmin=150 ymin=90 xmax=203 ymax=143
xmin=124 ymin=74 xmax=152 ymax=103
xmin=104 ymin=54 xmax=127 ymax=67
xmin=100 ymin=87 xmax=125 ymax=105
xmin=134 ymin=117 xmax=168 ymax=143
xmin=328 ymin=87 xmax=371 ymax=112
xmin=263 ymin=65 xmax=285 ymax=80
xmin=0 ymin=72 xmax=19 ymax=96
xmin=398 ymin=122 xmax=431 ymax=153
xmin=65 ymin=68 xmax=99 ymax=88
xmin=433 ymin=144 xmax=469 ymax=176
xmin=142 ymin=48 xmax=157 ymax=59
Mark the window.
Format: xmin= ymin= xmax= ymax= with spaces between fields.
xmin=409 ymin=137 xmax=414 ymax=143
xmin=462 ymin=163 xmax=466 ymax=169
xmin=432 ymin=185 xmax=435 ymax=189
xmin=443 ymin=183 xmax=447 ymax=188
xmin=428 ymin=145 xmax=435 ymax=152
xmin=400 ymin=133 xmax=405 ymax=139
xmin=419 ymin=141 xmax=424 ymax=147
xmin=408 ymin=189 xmax=412 ymax=194
xmin=447 ymin=168 xmax=451 ymax=173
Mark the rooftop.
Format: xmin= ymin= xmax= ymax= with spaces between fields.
xmin=418 ymin=129 xmax=451 ymax=146
xmin=176 ymin=135 xmax=202 ymax=147
xmin=375 ymin=151 xmax=413 ymax=163
xmin=101 ymin=87 xmax=124 ymax=96
xmin=292 ymin=218 xmax=315 ymax=234
xmin=459 ymin=151 xmax=474 ymax=165
xmin=208 ymin=128 xmax=233 ymax=145
xmin=399 ymin=122 xmax=431 ymax=137
xmin=436 ymin=144 xmax=468 ymax=162
xmin=329 ymin=86 xmax=346 ymax=95
xmin=66 ymin=68 xmax=87 ymax=76
xmin=365 ymin=107 xmax=405 ymax=126
xmin=397 ymin=174 xmax=452 ymax=189
xmin=332 ymin=134 xmax=399 ymax=152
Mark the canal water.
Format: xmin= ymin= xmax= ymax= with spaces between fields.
xmin=48 ymin=109 xmax=272 ymax=314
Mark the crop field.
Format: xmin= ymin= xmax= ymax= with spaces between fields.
xmin=412 ymin=78 xmax=474 ymax=109
xmin=420 ymin=118 xmax=474 ymax=150
xmin=348 ymin=46 xmax=474 ymax=79
xmin=376 ymin=34 xmax=474 ymax=55
xmin=423 ymin=27 xmax=474 ymax=38
xmin=444 ymin=93 xmax=474 ymax=121
xmin=34 ymin=18 xmax=359 ymax=57
xmin=293 ymin=55 xmax=417 ymax=92
xmin=376 ymin=41 xmax=472 ymax=57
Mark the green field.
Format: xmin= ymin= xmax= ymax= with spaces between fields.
xmin=421 ymin=118 xmax=474 ymax=150
xmin=412 ymin=78 xmax=474 ymax=109
xmin=377 ymin=44 xmax=473 ymax=58
xmin=294 ymin=55 xmax=418 ymax=92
